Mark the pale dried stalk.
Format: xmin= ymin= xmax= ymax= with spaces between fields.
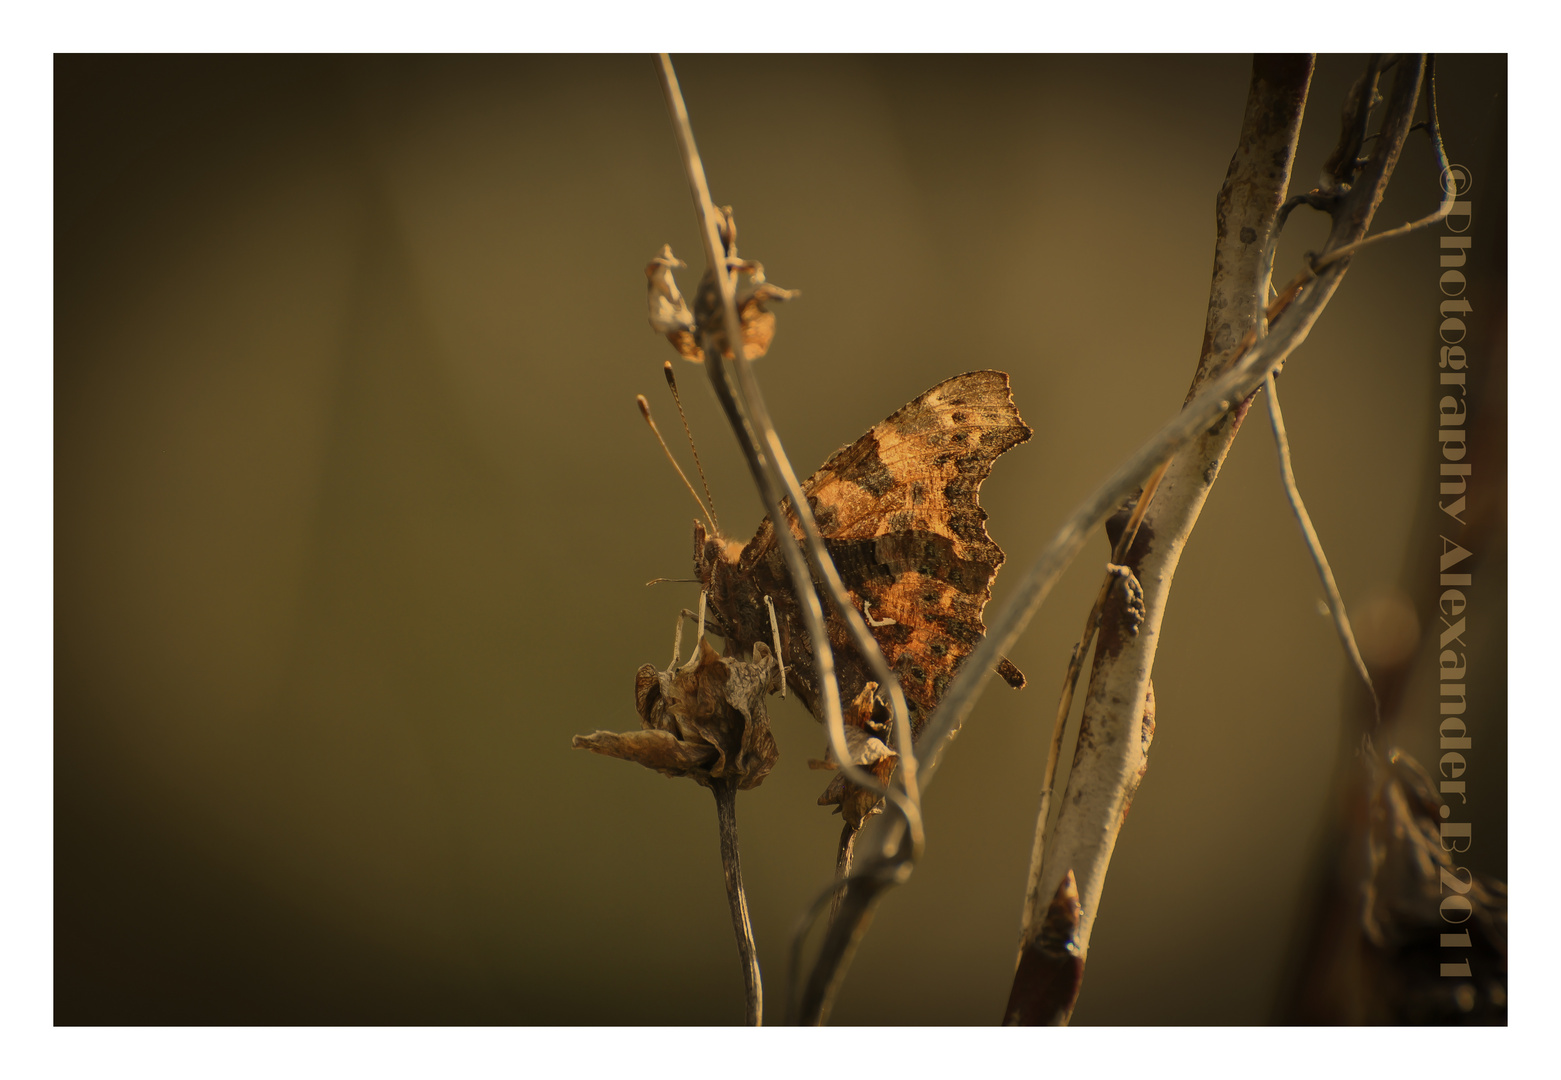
xmin=1255 ymin=58 xmax=1452 ymax=733
xmin=812 ymin=55 xmax=1431 ymax=1026
xmin=654 ymin=55 xmax=890 ymax=820
xmin=654 ymin=56 xmax=924 ymax=845
xmin=1263 ymin=369 xmax=1380 ymax=722
xmin=1018 ymin=57 xmax=1315 ymax=969
xmin=653 ymin=54 xmax=928 ymax=1026
xmin=1010 ymin=55 xmax=1433 ymax=1024
xmin=1023 ymin=458 xmax=1169 ymax=950
xmin=809 ymin=232 xmax=1342 ymax=1021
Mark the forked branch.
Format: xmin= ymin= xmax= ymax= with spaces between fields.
xmin=1006 ymin=54 xmax=1440 ymax=1024
xmin=648 ymin=53 xmax=1447 ymax=1027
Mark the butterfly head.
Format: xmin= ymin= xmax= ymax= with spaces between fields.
xmin=693 ymin=520 xmax=744 ymax=586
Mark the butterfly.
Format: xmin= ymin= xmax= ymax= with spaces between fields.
xmin=692 ymin=370 xmax=1031 ymax=822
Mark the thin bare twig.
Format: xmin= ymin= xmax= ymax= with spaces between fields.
xmin=653 ymin=54 xmax=928 ymax=1025
xmin=653 ymin=55 xmax=877 ymax=814
xmin=654 ymin=56 xmax=923 ymax=836
xmin=1006 ymin=54 xmax=1434 ymax=1024
xmin=802 ymin=255 xmax=1330 ymax=1019
xmin=1313 ymin=57 xmax=1453 ymax=271
xmin=918 ymin=269 xmax=1330 ymax=791
xmin=1267 ymin=89 xmax=1450 ymax=723
xmin=830 ymin=823 xmax=855 ymax=923
xmin=1263 ymin=371 xmax=1381 ymax=722
xmin=1255 ymin=61 xmax=1454 ymax=688
xmin=802 ymin=236 xmax=1333 ymax=1025
xmin=823 ymin=54 xmax=1436 ymax=1026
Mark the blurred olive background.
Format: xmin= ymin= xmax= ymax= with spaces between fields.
xmin=56 ymin=54 xmax=1506 ymax=1025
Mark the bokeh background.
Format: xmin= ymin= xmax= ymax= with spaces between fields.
xmin=56 ymin=54 xmax=1506 ymax=1025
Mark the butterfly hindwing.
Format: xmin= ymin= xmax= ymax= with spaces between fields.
xmin=699 ymin=370 xmax=1031 ymax=735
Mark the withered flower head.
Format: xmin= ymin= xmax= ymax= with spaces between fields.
xmin=644 ymin=210 xmax=798 ymax=366
xmin=573 ymin=638 xmax=780 ymax=790
xmin=809 ymin=681 xmax=898 ymax=829
xmin=645 ymin=243 xmax=703 ymax=364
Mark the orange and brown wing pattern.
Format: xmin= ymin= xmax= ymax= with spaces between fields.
xmin=734 ymin=370 xmax=1030 ymax=728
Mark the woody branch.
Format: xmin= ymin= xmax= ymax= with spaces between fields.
xmin=1006 ymin=54 xmax=1435 ymax=1024
xmin=815 ymin=53 xmax=1439 ymax=1024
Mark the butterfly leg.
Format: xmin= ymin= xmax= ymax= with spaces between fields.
xmin=670 ymin=609 xmax=690 ymax=668
xmin=677 ymin=590 xmax=710 ymax=672
xmin=669 ymin=591 xmax=710 ymax=669
xmin=764 ymin=594 xmax=786 ymax=698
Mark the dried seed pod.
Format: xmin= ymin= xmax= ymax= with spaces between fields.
xmin=574 ymin=637 xmax=780 ymax=791
xmin=644 ymin=209 xmax=798 ymax=365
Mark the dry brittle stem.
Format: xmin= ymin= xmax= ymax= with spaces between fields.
xmin=800 ymin=257 xmax=1333 ymax=1022
xmin=803 ymin=57 xmax=1320 ymax=1023
xmin=785 ymin=53 xmax=1443 ymax=1028
xmin=1252 ymin=57 xmax=1452 ymax=734
xmin=1011 ymin=54 xmax=1319 ymax=1024
xmin=1022 ymin=458 xmax=1168 ymax=944
xmin=1311 ymin=57 xmax=1453 ymax=272
xmin=809 ymin=53 xmax=1418 ymax=1025
xmin=654 ymin=55 xmax=863 ymax=808
xmin=1263 ymin=370 xmax=1380 ymax=724
xmin=1019 ymin=259 xmax=1311 ymax=954
xmin=654 ymin=55 xmax=923 ymax=846
xmin=1006 ymin=54 xmax=1440 ymax=1025
xmin=654 ymin=54 xmax=929 ymax=1026
xmin=712 ymin=777 xmax=763 ymax=1025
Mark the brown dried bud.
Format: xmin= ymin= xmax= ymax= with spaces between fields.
xmin=809 ymin=681 xmax=897 ymax=828
xmin=573 ymin=638 xmax=780 ymax=790
xmin=645 ymin=209 xmax=797 ymax=366
xmin=646 ymin=244 xmax=703 ymax=363
xmin=692 ymin=259 xmax=798 ymax=363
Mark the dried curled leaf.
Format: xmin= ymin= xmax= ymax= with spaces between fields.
xmin=808 ymin=681 xmax=898 ymax=828
xmin=574 ymin=638 xmax=780 ymax=790
xmin=571 ymin=728 xmax=719 ymax=776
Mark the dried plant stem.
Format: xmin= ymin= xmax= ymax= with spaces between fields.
xmin=655 ymin=53 xmax=930 ymax=1026
xmin=1252 ymin=57 xmax=1451 ymax=732
xmin=712 ymin=778 xmax=762 ymax=1025
xmin=1005 ymin=55 xmax=1437 ymax=1025
xmin=804 ymin=234 xmax=1336 ymax=1027
xmin=1263 ymin=371 xmax=1380 ymax=721
xmin=654 ymin=55 xmax=922 ymax=846
xmin=1018 ymin=261 xmax=1308 ymax=955
xmin=1312 ymin=57 xmax=1452 ymax=272
xmin=795 ymin=856 xmax=900 ymax=1025
xmin=1021 ymin=459 xmax=1167 ymax=944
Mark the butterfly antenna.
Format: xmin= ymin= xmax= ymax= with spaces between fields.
xmin=637 ymin=393 xmax=718 ymax=535
xmin=663 ymin=361 xmax=720 ymax=535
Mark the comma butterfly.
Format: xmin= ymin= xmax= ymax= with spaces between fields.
xmin=694 ymin=370 xmax=1031 ymax=822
